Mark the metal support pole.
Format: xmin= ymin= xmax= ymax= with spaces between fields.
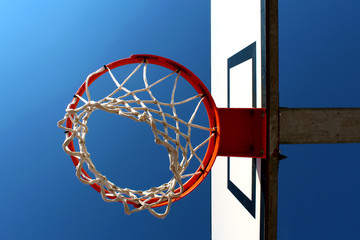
xmin=265 ymin=0 xmax=279 ymax=239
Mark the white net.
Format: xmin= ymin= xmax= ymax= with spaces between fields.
xmin=57 ymin=60 xmax=215 ymax=218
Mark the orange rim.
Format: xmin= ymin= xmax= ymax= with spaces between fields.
xmin=65 ymin=54 xmax=220 ymax=208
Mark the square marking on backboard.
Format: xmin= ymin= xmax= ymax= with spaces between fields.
xmin=227 ymin=42 xmax=257 ymax=217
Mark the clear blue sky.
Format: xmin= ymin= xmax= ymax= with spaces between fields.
xmin=0 ymin=0 xmax=359 ymax=239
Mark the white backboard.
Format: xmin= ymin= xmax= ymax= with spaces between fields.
xmin=211 ymin=0 xmax=266 ymax=239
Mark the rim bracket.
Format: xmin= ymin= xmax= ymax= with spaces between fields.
xmin=217 ymin=108 xmax=267 ymax=158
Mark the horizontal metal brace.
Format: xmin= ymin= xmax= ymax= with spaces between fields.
xmin=280 ymin=108 xmax=360 ymax=144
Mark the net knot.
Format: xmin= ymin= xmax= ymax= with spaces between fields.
xmin=138 ymin=112 xmax=148 ymax=121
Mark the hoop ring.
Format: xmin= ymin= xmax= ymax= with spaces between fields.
xmin=65 ymin=54 xmax=220 ymax=208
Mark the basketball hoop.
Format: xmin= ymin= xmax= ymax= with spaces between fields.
xmin=57 ymin=54 xmax=266 ymax=218
xmin=58 ymin=55 xmax=220 ymax=218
